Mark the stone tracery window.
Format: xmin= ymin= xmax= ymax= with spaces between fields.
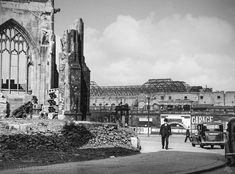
xmin=0 ymin=22 xmax=31 ymax=93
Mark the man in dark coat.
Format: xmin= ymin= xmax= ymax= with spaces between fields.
xmin=160 ymin=118 xmax=171 ymax=150
xmin=185 ymin=128 xmax=191 ymax=142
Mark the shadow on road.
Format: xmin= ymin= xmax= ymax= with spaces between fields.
xmin=0 ymin=150 xmax=225 ymax=174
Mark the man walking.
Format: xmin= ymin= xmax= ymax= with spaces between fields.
xmin=185 ymin=128 xmax=190 ymax=142
xmin=160 ymin=118 xmax=171 ymax=150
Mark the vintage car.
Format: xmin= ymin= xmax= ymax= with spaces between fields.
xmin=191 ymin=122 xmax=225 ymax=149
xmin=225 ymin=117 xmax=235 ymax=166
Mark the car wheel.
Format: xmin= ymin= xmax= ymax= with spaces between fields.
xmin=200 ymin=144 xmax=204 ymax=148
xmin=192 ymin=143 xmax=195 ymax=147
xmin=226 ymin=158 xmax=231 ymax=166
xmin=221 ymin=145 xmax=224 ymax=149
xmin=211 ymin=145 xmax=214 ymax=149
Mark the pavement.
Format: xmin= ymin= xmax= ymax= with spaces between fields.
xmin=0 ymin=135 xmax=226 ymax=174
xmin=139 ymin=134 xmax=226 ymax=174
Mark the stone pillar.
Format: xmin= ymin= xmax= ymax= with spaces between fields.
xmin=59 ymin=30 xmax=82 ymax=120
xmin=58 ymin=19 xmax=90 ymax=121
xmin=78 ymin=19 xmax=91 ymax=120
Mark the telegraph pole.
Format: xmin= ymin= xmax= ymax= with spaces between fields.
xmin=147 ymin=96 xmax=150 ymax=137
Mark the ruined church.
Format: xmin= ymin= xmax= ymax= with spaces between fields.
xmin=0 ymin=0 xmax=90 ymax=120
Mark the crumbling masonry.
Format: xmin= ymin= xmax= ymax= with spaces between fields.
xmin=0 ymin=0 xmax=90 ymax=120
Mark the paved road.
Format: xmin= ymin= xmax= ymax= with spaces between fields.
xmin=140 ymin=134 xmax=224 ymax=154
xmin=203 ymin=166 xmax=235 ymax=174
xmin=0 ymin=135 xmax=226 ymax=174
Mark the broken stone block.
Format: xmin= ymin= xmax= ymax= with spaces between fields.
xmin=8 ymin=123 xmax=20 ymax=130
xmin=58 ymin=114 xmax=66 ymax=120
xmin=48 ymin=113 xmax=57 ymax=119
xmin=19 ymin=123 xmax=32 ymax=132
xmin=130 ymin=137 xmax=141 ymax=150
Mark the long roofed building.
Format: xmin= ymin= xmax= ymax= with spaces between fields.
xmin=90 ymin=78 xmax=235 ymax=130
xmin=90 ymin=78 xmax=234 ymax=111
xmin=91 ymin=78 xmax=188 ymax=97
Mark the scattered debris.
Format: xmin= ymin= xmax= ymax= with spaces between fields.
xmin=0 ymin=119 xmax=140 ymax=170
xmin=11 ymin=102 xmax=33 ymax=118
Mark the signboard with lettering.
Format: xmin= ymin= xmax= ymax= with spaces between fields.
xmin=160 ymin=114 xmax=191 ymax=128
xmin=190 ymin=115 xmax=232 ymax=131
xmin=191 ymin=116 xmax=213 ymax=124
xmin=136 ymin=127 xmax=151 ymax=134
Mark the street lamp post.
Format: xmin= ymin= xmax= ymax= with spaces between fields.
xmin=99 ymin=103 xmax=102 ymax=122
xmin=147 ymin=96 xmax=150 ymax=137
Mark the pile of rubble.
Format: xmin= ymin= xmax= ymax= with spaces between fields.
xmin=85 ymin=125 xmax=136 ymax=149
xmin=0 ymin=119 xmax=140 ymax=169
xmin=10 ymin=101 xmax=33 ymax=118
xmin=0 ymin=122 xmax=137 ymax=151
xmin=0 ymin=125 xmax=91 ymax=152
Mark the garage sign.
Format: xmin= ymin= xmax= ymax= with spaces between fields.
xmin=191 ymin=116 xmax=213 ymax=124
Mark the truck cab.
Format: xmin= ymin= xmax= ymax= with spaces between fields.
xmin=191 ymin=122 xmax=225 ymax=149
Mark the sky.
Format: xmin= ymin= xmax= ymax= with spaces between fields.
xmin=55 ymin=0 xmax=235 ymax=91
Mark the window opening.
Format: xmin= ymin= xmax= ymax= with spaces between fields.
xmin=0 ymin=25 xmax=30 ymax=93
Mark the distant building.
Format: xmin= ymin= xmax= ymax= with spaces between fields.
xmin=90 ymin=79 xmax=235 ymax=132
xmin=90 ymin=78 xmax=235 ymax=109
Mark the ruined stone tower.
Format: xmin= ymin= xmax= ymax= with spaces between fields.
xmin=0 ymin=0 xmax=90 ymax=120
xmin=59 ymin=19 xmax=90 ymax=121
xmin=0 ymin=0 xmax=56 ymax=112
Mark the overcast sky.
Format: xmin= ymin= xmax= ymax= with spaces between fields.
xmin=55 ymin=0 xmax=235 ymax=91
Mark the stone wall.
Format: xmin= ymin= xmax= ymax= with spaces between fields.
xmin=0 ymin=0 xmax=55 ymax=105
xmin=225 ymin=91 xmax=235 ymax=106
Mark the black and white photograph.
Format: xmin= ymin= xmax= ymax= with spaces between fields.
xmin=0 ymin=0 xmax=235 ymax=173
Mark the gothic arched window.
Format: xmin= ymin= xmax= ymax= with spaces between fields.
xmin=0 ymin=19 xmax=32 ymax=93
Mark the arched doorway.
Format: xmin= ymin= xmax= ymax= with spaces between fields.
xmin=0 ymin=19 xmax=35 ymax=94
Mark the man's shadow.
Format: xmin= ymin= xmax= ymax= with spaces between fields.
xmin=161 ymin=148 xmax=173 ymax=150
